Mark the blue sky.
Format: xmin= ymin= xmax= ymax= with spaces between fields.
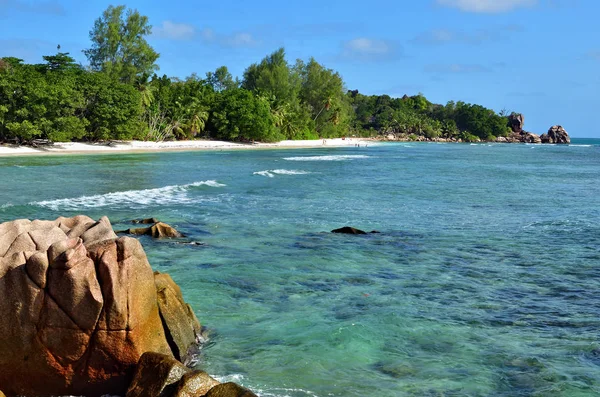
xmin=1 ymin=0 xmax=598 ymax=137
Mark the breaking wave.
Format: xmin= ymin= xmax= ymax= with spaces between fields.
xmin=253 ymin=169 xmax=311 ymax=178
xmin=32 ymin=180 xmax=226 ymax=210
xmin=283 ymin=155 xmax=370 ymax=161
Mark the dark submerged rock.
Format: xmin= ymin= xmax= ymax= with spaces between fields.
xmin=332 ymin=226 xmax=368 ymax=235
xmin=132 ymin=217 xmax=161 ymax=224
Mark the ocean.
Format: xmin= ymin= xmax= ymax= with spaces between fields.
xmin=1 ymin=139 xmax=599 ymax=396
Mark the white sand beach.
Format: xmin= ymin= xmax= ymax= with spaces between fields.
xmin=0 ymin=138 xmax=375 ymax=157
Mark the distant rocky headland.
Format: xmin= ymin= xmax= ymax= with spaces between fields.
xmin=379 ymin=113 xmax=571 ymax=144
xmin=0 ymin=215 xmax=256 ymax=397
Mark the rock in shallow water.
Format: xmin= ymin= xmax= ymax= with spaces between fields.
xmin=0 ymin=216 xmax=200 ymax=397
xmin=332 ymin=226 xmax=367 ymax=235
xmin=121 ymin=222 xmax=184 ymax=238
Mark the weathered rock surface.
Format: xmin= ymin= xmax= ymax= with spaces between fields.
xmin=522 ymin=132 xmax=542 ymax=144
xmin=0 ymin=216 xmax=199 ymax=397
xmin=127 ymin=352 xmax=223 ymax=397
xmin=204 ymin=382 xmax=258 ymax=397
xmin=121 ymin=222 xmax=184 ymax=238
xmin=541 ymin=125 xmax=571 ymax=144
xmin=155 ymin=272 xmax=203 ymax=364
xmin=174 ymin=370 xmax=221 ymax=397
xmin=126 ymin=352 xmax=192 ymax=397
xmin=508 ymin=113 xmax=525 ymax=133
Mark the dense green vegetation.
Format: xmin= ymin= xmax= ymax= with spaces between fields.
xmin=0 ymin=5 xmax=513 ymax=144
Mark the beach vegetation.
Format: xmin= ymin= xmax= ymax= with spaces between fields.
xmin=0 ymin=5 xmax=514 ymax=144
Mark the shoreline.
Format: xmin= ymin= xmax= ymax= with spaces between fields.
xmin=0 ymin=138 xmax=376 ymax=157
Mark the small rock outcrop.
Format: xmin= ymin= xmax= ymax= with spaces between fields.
xmin=508 ymin=113 xmax=525 ymax=133
xmin=121 ymin=221 xmax=184 ymax=238
xmin=0 ymin=216 xmax=200 ymax=397
xmin=541 ymin=125 xmax=571 ymax=144
xmin=331 ymin=227 xmax=380 ymax=235
xmin=332 ymin=227 xmax=367 ymax=235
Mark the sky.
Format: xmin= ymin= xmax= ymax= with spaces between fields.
xmin=0 ymin=0 xmax=598 ymax=137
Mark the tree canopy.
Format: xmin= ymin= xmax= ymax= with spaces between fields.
xmin=0 ymin=5 xmax=514 ymax=144
xmin=83 ymin=5 xmax=159 ymax=84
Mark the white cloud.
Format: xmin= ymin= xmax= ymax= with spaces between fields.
xmin=153 ymin=21 xmax=195 ymax=40
xmin=153 ymin=22 xmax=257 ymax=47
xmin=436 ymin=0 xmax=537 ymax=13
xmin=346 ymin=38 xmax=390 ymax=55
xmin=341 ymin=38 xmax=400 ymax=61
xmin=225 ymin=32 xmax=257 ymax=47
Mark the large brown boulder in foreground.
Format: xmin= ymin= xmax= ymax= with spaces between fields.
xmin=0 ymin=216 xmax=201 ymax=397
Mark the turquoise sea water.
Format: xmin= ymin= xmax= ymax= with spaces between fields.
xmin=1 ymin=139 xmax=599 ymax=396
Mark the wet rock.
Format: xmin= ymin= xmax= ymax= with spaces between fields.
xmin=173 ymin=370 xmax=220 ymax=397
xmin=126 ymin=352 xmax=190 ymax=397
xmin=331 ymin=227 xmax=367 ymax=235
xmin=203 ymin=382 xmax=258 ymax=397
xmin=155 ymin=272 xmax=203 ymax=364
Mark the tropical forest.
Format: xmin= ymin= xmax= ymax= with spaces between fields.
xmin=0 ymin=5 xmax=514 ymax=144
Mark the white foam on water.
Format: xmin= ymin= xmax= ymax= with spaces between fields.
xmin=32 ymin=180 xmax=226 ymax=210
xmin=283 ymin=155 xmax=369 ymax=161
xmin=254 ymin=170 xmax=275 ymax=178
xmin=569 ymin=144 xmax=592 ymax=147
xmin=0 ymin=203 xmax=14 ymax=209
xmin=254 ymin=169 xmax=311 ymax=177
xmin=254 ymin=388 xmax=320 ymax=397
xmin=212 ymin=374 xmax=319 ymax=397
xmin=213 ymin=373 xmax=246 ymax=383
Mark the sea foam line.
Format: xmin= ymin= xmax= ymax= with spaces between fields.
xmin=253 ymin=169 xmax=311 ymax=178
xmin=213 ymin=374 xmax=319 ymax=397
xmin=32 ymin=180 xmax=226 ymax=210
xmin=283 ymin=155 xmax=369 ymax=161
